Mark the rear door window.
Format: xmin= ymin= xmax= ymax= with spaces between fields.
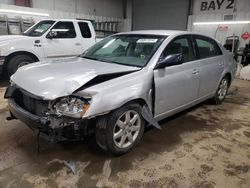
xmin=78 ymin=22 xmax=92 ymax=38
xmin=194 ymin=36 xmax=222 ymax=59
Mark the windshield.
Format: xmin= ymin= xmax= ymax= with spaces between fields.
xmin=82 ymin=34 xmax=166 ymax=67
xmin=23 ymin=20 xmax=55 ymax=37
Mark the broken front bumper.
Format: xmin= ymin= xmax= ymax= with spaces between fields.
xmin=8 ymin=99 xmax=92 ymax=142
xmin=9 ymin=99 xmax=50 ymax=131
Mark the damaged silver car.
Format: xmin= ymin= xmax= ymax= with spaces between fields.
xmin=5 ymin=31 xmax=236 ymax=155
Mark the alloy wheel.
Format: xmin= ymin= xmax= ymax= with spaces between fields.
xmin=218 ymin=78 xmax=228 ymax=100
xmin=113 ymin=110 xmax=141 ymax=149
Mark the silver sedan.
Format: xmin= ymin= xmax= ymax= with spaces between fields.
xmin=5 ymin=30 xmax=237 ymax=155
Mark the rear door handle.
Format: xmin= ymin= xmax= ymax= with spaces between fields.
xmin=75 ymin=43 xmax=81 ymax=46
xmin=219 ymin=62 xmax=224 ymax=68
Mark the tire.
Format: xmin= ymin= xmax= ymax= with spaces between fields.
xmin=212 ymin=75 xmax=230 ymax=104
xmin=95 ymin=103 xmax=145 ymax=155
xmin=6 ymin=55 xmax=35 ymax=77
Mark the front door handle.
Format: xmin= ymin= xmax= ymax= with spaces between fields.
xmin=192 ymin=69 xmax=199 ymax=75
xmin=75 ymin=43 xmax=81 ymax=46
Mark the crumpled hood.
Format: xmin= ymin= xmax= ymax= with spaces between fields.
xmin=11 ymin=57 xmax=140 ymax=100
xmin=0 ymin=35 xmax=27 ymax=43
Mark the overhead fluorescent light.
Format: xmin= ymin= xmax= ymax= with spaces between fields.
xmin=0 ymin=8 xmax=49 ymax=17
xmin=193 ymin=21 xmax=250 ymax=25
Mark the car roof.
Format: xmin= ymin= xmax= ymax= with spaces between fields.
xmin=118 ymin=30 xmax=193 ymax=36
xmin=40 ymin=19 xmax=92 ymax=23
xmin=116 ymin=30 xmax=221 ymax=44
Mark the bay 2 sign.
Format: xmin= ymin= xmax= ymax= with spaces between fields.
xmin=200 ymin=0 xmax=235 ymax=11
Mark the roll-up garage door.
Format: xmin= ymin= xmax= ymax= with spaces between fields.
xmin=132 ymin=0 xmax=190 ymax=30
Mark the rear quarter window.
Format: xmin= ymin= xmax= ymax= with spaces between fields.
xmin=78 ymin=22 xmax=92 ymax=38
xmin=194 ymin=36 xmax=222 ymax=59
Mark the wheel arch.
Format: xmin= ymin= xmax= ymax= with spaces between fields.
xmin=95 ymin=98 xmax=150 ymax=118
xmin=4 ymin=51 xmax=40 ymax=70
xmin=116 ymin=97 xmax=152 ymax=113
xmin=122 ymin=98 xmax=148 ymax=107
xmin=224 ymin=72 xmax=232 ymax=86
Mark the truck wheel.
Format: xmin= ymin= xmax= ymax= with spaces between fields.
xmin=212 ymin=76 xmax=230 ymax=104
xmin=96 ymin=103 xmax=145 ymax=155
xmin=7 ymin=55 xmax=35 ymax=77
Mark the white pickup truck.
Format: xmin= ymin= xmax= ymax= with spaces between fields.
xmin=0 ymin=19 xmax=96 ymax=77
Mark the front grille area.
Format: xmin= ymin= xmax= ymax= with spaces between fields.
xmin=13 ymin=88 xmax=49 ymax=116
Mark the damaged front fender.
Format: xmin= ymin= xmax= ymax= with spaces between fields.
xmin=141 ymin=105 xmax=161 ymax=129
xmin=77 ymin=69 xmax=154 ymax=120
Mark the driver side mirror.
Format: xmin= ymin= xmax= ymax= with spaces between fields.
xmin=47 ymin=30 xmax=57 ymax=39
xmin=154 ymin=53 xmax=183 ymax=69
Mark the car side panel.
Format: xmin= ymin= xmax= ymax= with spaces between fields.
xmin=198 ymin=55 xmax=225 ymax=97
xmin=153 ymin=61 xmax=200 ymax=117
xmin=154 ymin=91 xmax=214 ymax=122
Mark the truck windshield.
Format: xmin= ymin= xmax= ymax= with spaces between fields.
xmin=23 ymin=20 xmax=55 ymax=37
xmin=82 ymin=34 xmax=166 ymax=67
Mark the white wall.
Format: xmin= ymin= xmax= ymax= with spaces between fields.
xmin=0 ymin=0 xmax=14 ymax=5
xmin=189 ymin=0 xmax=250 ymax=47
xmin=193 ymin=0 xmax=250 ymax=14
xmin=0 ymin=3 xmax=131 ymax=32
xmin=0 ymin=0 xmax=124 ymax=18
xmin=0 ymin=0 xmax=132 ymax=32
xmin=32 ymin=0 xmax=123 ymax=18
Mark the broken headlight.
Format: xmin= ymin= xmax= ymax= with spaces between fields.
xmin=53 ymin=96 xmax=90 ymax=118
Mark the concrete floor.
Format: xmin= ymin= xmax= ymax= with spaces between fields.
xmin=0 ymin=78 xmax=249 ymax=188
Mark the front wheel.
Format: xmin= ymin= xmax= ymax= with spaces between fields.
xmin=6 ymin=55 xmax=35 ymax=77
xmin=95 ymin=103 xmax=145 ymax=155
xmin=212 ymin=76 xmax=230 ymax=104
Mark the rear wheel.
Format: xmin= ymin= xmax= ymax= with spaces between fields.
xmin=95 ymin=103 xmax=145 ymax=155
xmin=6 ymin=54 xmax=35 ymax=77
xmin=212 ymin=76 xmax=230 ymax=104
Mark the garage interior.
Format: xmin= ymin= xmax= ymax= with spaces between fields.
xmin=0 ymin=0 xmax=250 ymax=187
